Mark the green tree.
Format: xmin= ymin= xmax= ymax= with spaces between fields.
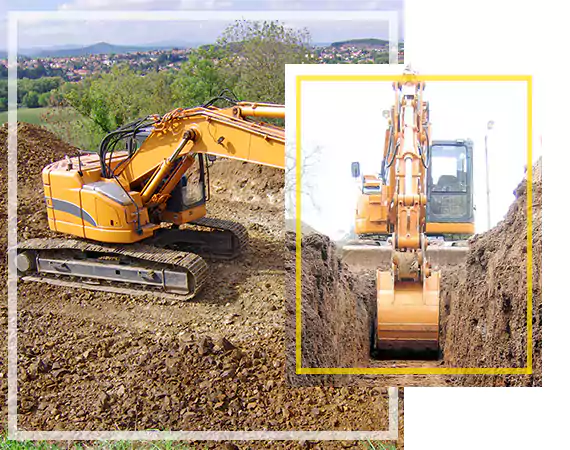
xmin=38 ymin=91 xmax=52 ymax=107
xmin=22 ymin=90 xmax=40 ymax=108
xmin=0 ymin=79 xmax=7 ymax=112
xmin=171 ymin=46 xmax=234 ymax=107
xmin=216 ymin=20 xmax=315 ymax=104
xmin=46 ymin=64 xmax=175 ymax=148
xmin=42 ymin=106 xmax=106 ymax=151
xmin=17 ymin=76 xmax=63 ymax=106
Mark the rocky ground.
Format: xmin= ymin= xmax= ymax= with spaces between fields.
xmin=0 ymin=124 xmax=404 ymax=449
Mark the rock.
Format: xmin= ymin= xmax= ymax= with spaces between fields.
xmin=221 ymin=367 xmax=237 ymax=379
xmin=218 ymin=337 xmax=238 ymax=352
xmin=199 ymin=336 xmax=214 ymax=356
xmin=229 ymin=349 xmax=243 ymax=362
xmin=222 ymin=444 xmax=239 ymax=450
xmin=97 ymin=391 xmax=110 ymax=410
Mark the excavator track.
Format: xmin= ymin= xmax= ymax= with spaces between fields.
xmin=16 ymin=238 xmax=209 ymax=301
xmin=151 ymin=217 xmax=249 ymax=260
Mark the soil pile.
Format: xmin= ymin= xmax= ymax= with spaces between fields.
xmin=1 ymin=123 xmax=78 ymax=426
xmin=1 ymin=124 xmax=401 ymax=448
xmin=0 ymin=123 xmax=78 ymax=242
xmin=440 ymin=158 xmax=542 ymax=386
xmin=285 ymin=232 xmax=375 ymax=386
xmin=209 ymin=158 xmax=284 ymax=207
xmin=17 ymin=305 xmax=388 ymax=433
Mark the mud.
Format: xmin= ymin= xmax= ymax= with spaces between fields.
xmin=1 ymin=124 xmax=403 ymax=449
xmin=439 ymin=158 xmax=542 ymax=386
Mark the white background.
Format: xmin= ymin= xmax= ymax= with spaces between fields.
xmin=288 ymin=0 xmax=561 ymax=448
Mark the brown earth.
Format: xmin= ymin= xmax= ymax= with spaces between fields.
xmin=1 ymin=123 xmax=79 ymax=434
xmin=439 ymin=158 xmax=542 ymax=386
xmin=0 ymin=123 xmax=403 ymax=449
xmin=284 ymin=232 xmax=373 ymax=387
xmin=296 ymin=157 xmax=542 ymax=388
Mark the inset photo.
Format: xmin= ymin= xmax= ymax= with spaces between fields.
xmin=285 ymin=65 xmax=541 ymax=387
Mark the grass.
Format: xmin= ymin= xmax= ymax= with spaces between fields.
xmin=0 ymin=433 xmax=216 ymax=450
xmin=0 ymin=107 xmax=53 ymax=126
xmin=0 ymin=433 xmax=398 ymax=450
xmin=362 ymin=441 xmax=397 ymax=450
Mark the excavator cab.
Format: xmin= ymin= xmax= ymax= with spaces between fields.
xmin=426 ymin=140 xmax=475 ymax=241
xmin=166 ymin=154 xmax=209 ymax=213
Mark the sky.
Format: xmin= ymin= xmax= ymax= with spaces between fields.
xmin=289 ymin=78 xmax=534 ymax=240
xmin=1 ymin=0 xmax=404 ymax=50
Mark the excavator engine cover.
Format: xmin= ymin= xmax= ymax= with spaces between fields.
xmin=375 ymin=269 xmax=440 ymax=354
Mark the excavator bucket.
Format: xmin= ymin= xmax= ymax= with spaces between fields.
xmin=374 ymin=269 xmax=440 ymax=355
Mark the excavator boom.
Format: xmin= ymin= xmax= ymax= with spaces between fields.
xmin=374 ymin=76 xmax=441 ymax=354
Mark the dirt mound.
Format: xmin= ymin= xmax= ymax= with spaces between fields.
xmin=285 ymin=232 xmax=375 ymax=386
xmin=209 ymin=158 xmax=284 ymax=207
xmin=1 ymin=123 xmax=76 ymax=426
xmin=1 ymin=124 xmax=402 ymax=447
xmin=0 ymin=123 xmax=78 ymax=245
xmin=440 ymin=158 xmax=542 ymax=386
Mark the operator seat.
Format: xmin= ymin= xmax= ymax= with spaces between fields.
xmin=436 ymin=175 xmax=461 ymax=192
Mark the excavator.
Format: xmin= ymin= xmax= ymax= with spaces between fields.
xmin=348 ymin=71 xmax=475 ymax=356
xmin=16 ymin=96 xmax=285 ymax=301
xmin=15 ymin=73 xmax=470 ymax=358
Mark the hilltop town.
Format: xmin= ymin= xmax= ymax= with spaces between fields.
xmin=0 ymin=39 xmax=404 ymax=83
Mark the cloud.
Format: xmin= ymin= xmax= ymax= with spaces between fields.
xmin=180 ymin=0 xmax=234 ymax=8
xmin=56 ymin=0 xmax=401 ymax=12
xmin=58 ymin=0 xmax=184 ymax=10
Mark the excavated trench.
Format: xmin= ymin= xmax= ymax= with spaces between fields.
xmin=287 ymin=158 xmax=542 ymax=388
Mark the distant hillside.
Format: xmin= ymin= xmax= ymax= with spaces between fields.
xmin=39 ymin=42 xmax=153 ymax=57
xmin=330 ymin=38 xmax=389 ymax=49
xmin=33 ymin=42 xmax=178 ymax=58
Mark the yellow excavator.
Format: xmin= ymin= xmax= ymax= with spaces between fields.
xmin=16 ymin=95 xmax=285 ymax=300
xmin=348 ymin=72 xmax=475 ymax=356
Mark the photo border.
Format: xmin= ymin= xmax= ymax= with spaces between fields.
xmin=7 ymin=9 xmax=401 ymax=441
xmin=294 ymin=73 xmax=533 ymax=376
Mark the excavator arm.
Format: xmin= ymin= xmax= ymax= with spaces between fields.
xmin=374 ymin=75 xmax=441 ymax=354
xmin=114 ymin=102 xmax=285 ymax=187
xmin=108 ymin=102 xmax=285 ymax=217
